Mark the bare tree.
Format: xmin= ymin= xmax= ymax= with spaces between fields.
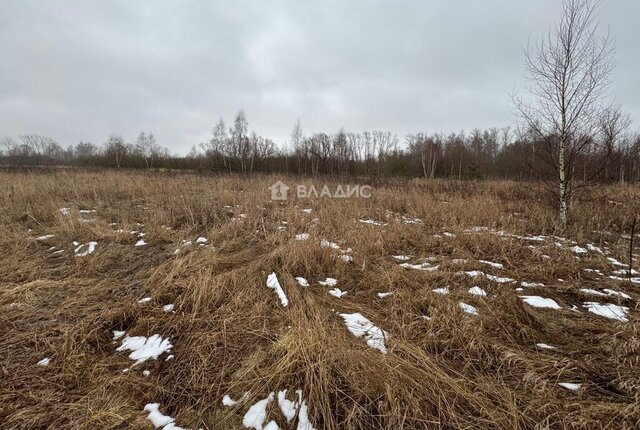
xmin=0 ymin=137 xmax=16 ymax=156
xmin=290 ymin=119 xmax=305 ymax=174
xmin=104 ymin=135 xmax=127 ymax=168
xmin=600 ymin=105 xmax=632 ymax=182
xmin=513 ymin=0 xmax=615 ymax=227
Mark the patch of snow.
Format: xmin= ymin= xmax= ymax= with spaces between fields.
xmin=266 ymin=273 xmax=288 ymax=307
xmin=143 ymin=370 xmax=150 ymax=377
xmin=243 ymin=392 xmax=274 ymax=430
xmin=479 ymin=260 xmax=504 ymax=269
xmin=520 ymin=281 xmax=545 ymax=288
xmin=36 ymin=357 xmax=50 ymax=366
xmin=442 ymin=232 xmax=455 ymax=237
xmin=320 ymin=239 xmax=340 ymax=250
xmin=586 ymin=243 xmax=604 ymax=254
xmin=135 ymin=239 xmax=147 ymax=247
xmin=607 ymin=257 xmax=626 ymax=267
xmin=468 ymin=286 xmax=487 ymax=296
xmin=302 ymin=208 xmax=312 ymax=214
xmin=138 ymin=297 xmax=152 ymax=303
xmin=277 ymin=390 xmax=297 ymax=423
xmin=144 ymin=403 xmax=184 ymax=430
xmin=485 ymin=274 xmax=516 ymax=283
xmin=583 ymin=302 xmax=628 ymax=322
xmin=571 ymin=246 xmax=588 ymax=255
xmin=59 ymin=207 xmax=71 ymax=216
xmin=112 ymin=330 xmax=125 ymax=340
xmin=318 ymin=277 xmax=337 ymax=287
xmin=74 ymin=241 xmax=97 ymax=257
xmin=264 ymin=421 xmax=279 ymax=430
xmin=163 ymin=304 xmax=175 ymax=313
xmin=392 ymin=255 xmax=411 ymax=261
xmin=339 ymin=254 xmax=353 ymax=262
xmin=196 ymin=237 xmax=207 ymax=244
xmin=463 ymin=271 xmax=514 ymax=283
xmin=377 ymin=292 xmax=393 ymax=298
xmin=520 ymin=296 xmax=561 ymax=309
xmin=359 ymin=219 xmax=386 ymax=226
xmin=602 ymin=289 xmax=631 ymax=299
xmin=339 ymin=312 xmax=387 ymax=354
xmin=296 ymin=399 xmax=316 ymax=430
xmin=295 ymin=277 xmax=309 ymax=287
xmin=459 ymin=302 xmax=478 ymax=315
xmin=222 ymin=394 xmax=237 ymax=407
xmin=36 ymin=234 xmax=54 ymax=241
xmin=558 ymin=382 xmax=581 ymax=391
xmin=295 ymin=233 xmax=310 ymax=241
xmin=400 ymin=262 xmax=439 ymax=272
xmin=328 ymin=288 xmax=347 ymax=298
xmin=432 ymin=287 xmax=449 ymax=295
xmin=536 ymin=343 xmax=556 ymax=350
xmin=116 ymin=334 xmax=173 ymax=365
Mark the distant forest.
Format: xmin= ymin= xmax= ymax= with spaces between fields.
xmin=1 ymin=109 xmax=638 ymax=182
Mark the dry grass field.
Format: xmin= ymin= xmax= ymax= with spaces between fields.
xmin=1 ymin=169 xmax=639 ymax=429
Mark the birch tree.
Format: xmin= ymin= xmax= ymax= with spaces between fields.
xmin=514 ymin=0 xmax=614 ymax=227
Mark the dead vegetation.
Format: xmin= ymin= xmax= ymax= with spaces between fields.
xmin=1 ymin=169 xmax=639 ymax=429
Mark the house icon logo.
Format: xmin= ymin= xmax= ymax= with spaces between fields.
xmin=269 ymin=180 xmax=290 ymax=200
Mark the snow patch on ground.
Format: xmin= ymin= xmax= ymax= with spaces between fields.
xmin=295 ymin=277 xmax=309 ymax=287
xmin=520 ymin=281 xmax=545 ymax=288
xmin=135 ymin=239 xmax=147 ymax=247
xmin=222 ymin=394 xmax=237 ymax=407
xmin=328 ymin=288 xmax=347 ymax=298
xmin=144 ymin=403 xmax=185 ymax=430
xmin=266 ymin=272 xmax=288 ymax=307
xmin=295 ymin=233 xmax=310 ymax=241
xmin=277 ymin=390 xmax=297 ymax=422
xmin=243 ymin=392 xmax=274 ymax=429
xmin=359 ymin=219 xmax=387 ymax=226
xmin=459 ymin=302 xmax=478 ymax=315
xmin=468 ymin=286 xmax=487 ymax=296
xmin=479 ymin=260 xmax=504 ymax=269
xmin=400 ymin=262 xmax=439 ymax=272
xmin=377 ymin=292 xmax=393 ymax=298
xmin=520 ymin=296 xmax=561 ymax=309
xmin=558 ymin=382 xmax=582 ymax=391
xmin=583 ymin=302 xmax=628 ymax=322
xmin=116 ymin=334 xmax=173 ymax=365
xmin=570 ymin=246 xmax=588 ymax=255
xmin=74 ymin=241 xmax=97 ymax=257
xmin=536 ymin=343 xmax=556 ymax=350
xmin=339 ymin=312 xmax=387 ymax=353
xmin=432 ymin=287 xmax=449 ymax=295
xmin=320 ymin=239 xmax=340 ymax=250
xmin=36 ymin=357 xmax=50 ymax=366
xmin=463 ymin=271 xmax=514 ymax=283
xmin=36 ymin=234 xmax=54 ymax=241
xmin=392 ymin=255 xmax=411 ymax=261
xmin=318 ymin=277 xmax=337 ymax=287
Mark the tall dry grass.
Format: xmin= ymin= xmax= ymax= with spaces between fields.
xmin=0 ymin=169 xmax=639 ymax=429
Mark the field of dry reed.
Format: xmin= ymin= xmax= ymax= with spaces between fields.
xmin=1 ymin=169 xmax=639 ymax=429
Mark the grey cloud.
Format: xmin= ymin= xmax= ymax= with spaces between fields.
xmin=1 ymin=0 xmax=638 ymax=154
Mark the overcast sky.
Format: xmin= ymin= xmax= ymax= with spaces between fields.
xmin=1 ymin=0 xmax=638 ymax=154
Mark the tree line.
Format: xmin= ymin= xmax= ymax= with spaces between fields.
xmin=1 ymin=111 xmax=637 ymax=183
